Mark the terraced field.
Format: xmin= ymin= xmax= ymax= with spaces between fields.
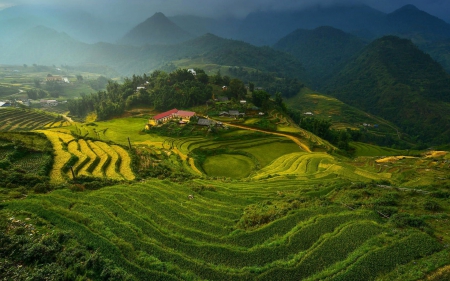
xmin=252 ymin=152 xmax=391 ymax=181
xmin=38 ymin=130 xmax=135 ymax=182
xmin=5 ymin=178 xmax=444 ymax=280
xmin=0 ymin=107 xmax=70 ymax=131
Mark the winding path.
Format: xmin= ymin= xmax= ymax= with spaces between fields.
xmin=223 ymin=122 xmax=312 ymax=152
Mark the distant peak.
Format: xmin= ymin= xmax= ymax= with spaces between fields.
xmin=397 ymin=4 xmax=420 ymax=12
xmin=152 ymin=12 xmax=166 ymax=17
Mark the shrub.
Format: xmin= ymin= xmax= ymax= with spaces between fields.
xmin=424 ymin=200 xmax=441 ymax=211
xmin=391 ymin=213 xmax=426 ymax=228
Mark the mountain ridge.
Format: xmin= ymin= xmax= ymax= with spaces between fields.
xmin=324 ymin=35 xmax=450 ymax=143
xmin=119 ymin=12 xmax=194 ymax=46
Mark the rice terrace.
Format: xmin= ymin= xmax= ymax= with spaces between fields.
xmin=1 ymin=6 xmax=450 ymax=277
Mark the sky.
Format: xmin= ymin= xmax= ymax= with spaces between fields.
xmin=0 ymin=0 xmax=449 ymax=22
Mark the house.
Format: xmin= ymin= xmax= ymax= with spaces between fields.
xmin=0 ymin=101 xmax=11 ymax=107
xmin=46 ymin=76 xmax=63 ymax=82
xmin=258 ymin=112 xmax=265 ymax=116
xmin=229 ymin=110 xmax=240 ymax=117
xmin=152 ymin=108 xmax=179 ymax=124
xmin=240 ymin=100 xmax=247 ymax=105
xmin=151 ymin=108 xmax=197 ymax=124
xmin=197 ymin=118 xmax=213 ymax=126
xmin=303 ymin=112 xmax=314 ymax=116
xmin=43 ymin=100 xmax=58 ymax=107
xmin=222 ymin=86 xmax=228 ymax=91
xmin=136 ymin=86 xmax=146 ymax=91
xmin=176 ymin=110 xmax=196 ymax=121
xmin=63 ymin=77 xmax=70 ymax=83
xmin=218 ymin=96 xmax=229 ymax=103
xmin=219 ymin=111 xmax=229 ymax=116
xmin=188 ymin=69 xmax=197 ymax=76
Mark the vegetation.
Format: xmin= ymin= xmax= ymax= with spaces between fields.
xmin=1 ymin=66 xmax=450 ymax=280
xmin=324 ymin=36 xmax=450 ymax=145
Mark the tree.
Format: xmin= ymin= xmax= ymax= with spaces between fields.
xmin=249 ymin=82 xmax=255 ymax=92
xmin=76 ymin=75 xmax=83 ymax=82
xmin=211 ymin=70 xmax=223 ymax=85
xmin=228 ymin=79 xmax=246 ymax=100
xmin=275 ymin=92 xmax=286 ymax=112
xmin=252 ymin=90 xmax=270 ymax=107
xmin=34 ymin=78 xmax=41 ymax=88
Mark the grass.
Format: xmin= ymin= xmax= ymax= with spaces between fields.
xmin=3 ymin=176 xmax=448 ymax=280
xmin=286 ymin=87 xmax=399 ymax=135
xmin=203 ymin=154 xmax=255 ymax=178
xmin=241 ymin=141 xmax=301 ymax=167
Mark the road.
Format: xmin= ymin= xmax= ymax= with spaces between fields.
xmin=223 ymin=122 xmax=312 ymax=153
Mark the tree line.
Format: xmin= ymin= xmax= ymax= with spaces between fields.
xmin=68 ymin=69 xmax=213 ymax=120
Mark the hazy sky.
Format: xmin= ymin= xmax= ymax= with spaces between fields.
xmin=0 ymin=0 xmax=449 ymax=21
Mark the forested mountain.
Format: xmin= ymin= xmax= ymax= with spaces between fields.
xmin=236 ymin=5 xmax=386 ymax=46
xmin=274 ymin=26 xmax=367 ymax=87
xmin=0 ymin=27 xmax=306 ymax=84
xmin=324 ymin=36 xmax=450 ymax=144
xmin=385 ymin=4 xmax=450 ymax=43
xmin=119 ymin=12 xmax=194 ymax=46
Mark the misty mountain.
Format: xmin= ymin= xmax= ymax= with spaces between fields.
xmin=0 ymin=5 xmax=130 ymax=44
xmin=236 ymin=5 xmax=386 ymax=46
xmin=274 ymin=26 xmax=367 ymax=87
xmin=385 ymin=4 xmax=450 ymax=43
xmin=324 ymin=36 xmax=450 ymax=143
xmin=119 ymin=12 xmax=194 ymax=46
xmin=0 ymin=26 xmax=306 ymax=82
xmin=169 ymin=15 xmax=241 ymax=39
xmin=1 ymin=26 xmax=88 ymax=65
xmin=235 ymin=4 xmax=450 ymax=46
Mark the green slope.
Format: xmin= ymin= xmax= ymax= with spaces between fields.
xmin=324 ymin=35 xmax=450 ymax=144
xmin=274 ymin=26 xmax=367 ymax=87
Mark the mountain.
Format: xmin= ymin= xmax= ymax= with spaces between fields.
xmin=1 ymin=26 xmax=88 ymax=65
xmin=274 ymin=26 xmax=367 ymax=87
xmin=385 ymin=4 xmax=450 ymax=43
xmin=324 ymin=36 xmax=450 ymax=144
xmin=0 ymin=4 xmax=129 ymax=44
xmin=119 ymin=12 xmax=194 ymax=46
xmin=169 ymin=15 xmax=241 ymax=39
xmin=0 ymin=27 xmax=306 ymax=82
xmin=236 ymin=5 xmax=386 ymax=46
xmin=422 ymin=39 xmax=450 ymax=73
xmin=169 ymin=33 xmax=307 ymax=81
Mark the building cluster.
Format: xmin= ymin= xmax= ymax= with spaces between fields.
xmin=152 ymin=108 xmax=196 ymax=124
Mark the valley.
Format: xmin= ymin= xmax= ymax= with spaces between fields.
xmin=1 ymin=1 xmax=450 ymax=280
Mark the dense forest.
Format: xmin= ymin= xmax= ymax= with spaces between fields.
xmin=68 ymin=69 xmax=213 ymax=120
xmin=325 ymin=36 xmax=450 ymax=144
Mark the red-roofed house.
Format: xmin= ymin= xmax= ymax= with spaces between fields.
xmin=153 ymin=108 xmax=178 ymax=124
xmin=152 ymin=109 xmax=196 ymax=124
xmin=177 ymin=110 xmax=196 ymax=121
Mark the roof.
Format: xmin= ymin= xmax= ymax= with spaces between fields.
xmin=197 ymin=118 xmax=212 ymax=126
xmin=177 ymin=110 xmax=196 ymax=117
xmin=229 ymin=110 xmax=240 ymax=115
xmin=153 ymin=108 xmax=178 ymax=120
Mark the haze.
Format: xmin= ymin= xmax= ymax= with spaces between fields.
xmin=0 ymin=0 xmax=448 ymax=23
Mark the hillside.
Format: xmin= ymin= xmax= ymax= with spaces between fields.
xmin=119 ymin=12 xmax=194 ymax=46
xmin=385 ymin=4 xmax=450 ymax=43
xmin=324 ymin=36 xmax=450 ymax=144
xmin=274 ymin=26 xmax=367 ymax=87
xmin=285 ymin=88 xmax=401 ymax=139
xmin=236 ymin=5 xmax=385 ymax=46
xmin=1 ymin=115 xmax=450 ymax=280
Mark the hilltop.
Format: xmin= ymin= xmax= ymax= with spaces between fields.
xmin=324 ymin=36 xmax=450 ymax=144
xmin=274 ymin=26 xmax=367 ymax=87
xmin=119 ymin=12 xmax=194 ymax=46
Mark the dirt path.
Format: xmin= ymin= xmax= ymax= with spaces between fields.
xmin=223 ymin=122 xmax=312 ymax=153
